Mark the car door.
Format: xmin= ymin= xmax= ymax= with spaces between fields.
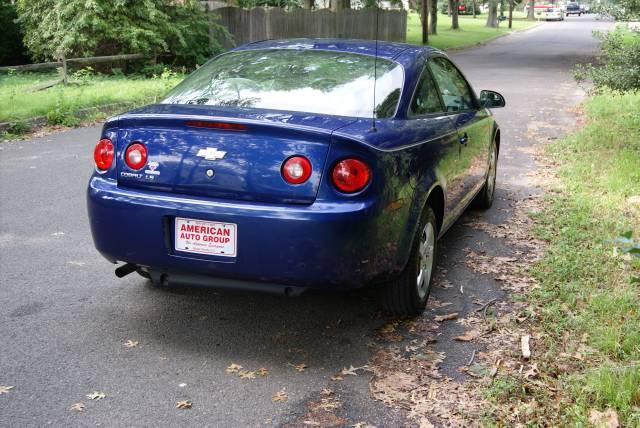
xmin=405 ymin=64 xmax=463 ymax=220
xmin=428 ymin=56 xmax=493 ymax=212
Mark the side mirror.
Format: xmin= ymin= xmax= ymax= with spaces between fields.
xmin=480 ymin=90 xmax=506 ymax=108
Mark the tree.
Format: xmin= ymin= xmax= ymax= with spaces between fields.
xmin=486 ymin=0 xmax=499 ymax=27
xmin=451 ymin=0 xmax=460 ymax=29
xmin=16 ymin=0 xmax=224 ymax=66
xmin=508 ymin=0 xmax=513 ymax=28
xmin=527 ymin=0 xmax=535 ymax=19
xmin=595 ymin=0 xmax=640 ymax=20
xmin=430 ymin=0 xmax=438 ymax=34
xmin=422 ymin=0 xmax=429 ymax=43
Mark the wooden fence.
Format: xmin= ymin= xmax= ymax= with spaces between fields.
xmin=211 ymin=7 xmax=407 ymax=49
xmin=0 ymin=53 xmax=146 ymax=73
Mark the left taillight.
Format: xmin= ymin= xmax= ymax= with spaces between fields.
xmin=93 ymin=138 xmax=114 ymax=170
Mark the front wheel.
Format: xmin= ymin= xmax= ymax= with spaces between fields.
xmin=380 ymin=207 xmax=438 ymax=317
xmin=474 ymin=140 xmax=498 ymax=209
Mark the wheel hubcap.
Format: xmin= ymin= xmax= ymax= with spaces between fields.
xmin=416 ymin=223 xmax=435 ymax=299
xmin=487 ymin=145 xmax=497 ymax=199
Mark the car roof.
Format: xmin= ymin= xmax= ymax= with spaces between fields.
xmin=232 ymin=38 xmax=443 ymax=61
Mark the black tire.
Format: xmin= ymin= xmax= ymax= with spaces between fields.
xmin=474 ymin=139 xmax=498 ymax=209
xmin=380 ymin=206 xmax=438 ymax=318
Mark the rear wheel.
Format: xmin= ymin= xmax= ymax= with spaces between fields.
xmin=380 ymin=207 xmax=438 ymax=317
xmin=474 ymin=140 xmax=497 ymax=209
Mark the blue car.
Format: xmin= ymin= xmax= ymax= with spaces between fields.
xmin=87 ymin=39 xmax=504 ymax=316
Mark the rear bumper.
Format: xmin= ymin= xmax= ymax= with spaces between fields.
xmin=87 ymin=177 xmax=405 ymax=290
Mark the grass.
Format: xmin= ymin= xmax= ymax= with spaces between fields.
xmin=406 ymin=11 xmax=539 ymax=49
xmin=529 ymin=91 xmax=640 ymax=425
xmin=0 ymin=70 xmax=183 ymax=125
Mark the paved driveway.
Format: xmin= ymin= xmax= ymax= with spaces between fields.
xmin=0 ymin=16 xmax=612 ymax=427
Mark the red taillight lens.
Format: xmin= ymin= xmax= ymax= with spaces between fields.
xmin=94 ymin=138 xmax=114 ymax=170
xmin=282 ymin=156 xmax=312 ymax=185
xmin=331 ymin=159 xmax=371 ymax=193
xmin=125 ymin=143 xmax=148 ymax=170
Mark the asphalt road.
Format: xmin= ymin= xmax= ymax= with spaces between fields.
xmin=0 ymin=15 xmax=612 ymax=427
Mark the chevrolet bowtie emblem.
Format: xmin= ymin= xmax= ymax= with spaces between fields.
xmin=197 ymin=147 xmax=227 ymax=160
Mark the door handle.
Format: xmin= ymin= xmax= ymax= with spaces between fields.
xmin=459 ymin=132 xmax=469 ymax=146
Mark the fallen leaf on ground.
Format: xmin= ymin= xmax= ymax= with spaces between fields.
xmin=331 ymin=375 xmax=343 ymax=381
xmin=272 ymin=389 xmax=288 ymax=402
xmin=289 ymin=363 xmax=308 ymax=372
xmin=523 ymin=363 xmax=539 ymax=380
xmin=434 ymin=312 xmax=459 ymax=322
xmin=257 ymin=367 xmax=269 ymax=376
xmin=588 ymin=408 xmax=619 ymax=428
xmin=341 ymin=365 xmax=366 ymax=376
xmin=454 ymin=330 xmax=481 ymax=342
xmin=238 ymin=370 xmax=256 ymax=379
xmin=521 ymin=335 xmax=531 ymax=359
xmin=0 ymin=386 xmax=14 ymax=395
xmin=226 ymin=363 xmax=243 ymax=374
xmin=321 ymin=388 xmax=333 ymax=396
xmin=176 ymin=400 xmax=192 ymax=409
xmin=86 ymin=392 xmax=106 ymax=400
xmin=70 ymin=402 xmax=85 ymax=412
xmin=123 ymin=340 xmax=138 ymax=348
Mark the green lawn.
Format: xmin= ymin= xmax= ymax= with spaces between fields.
xmin=0 ymin=71 xmax=183 ymax=124
xmin=407 ymin=11 xmax=539 ymax=49
xmin=530 ymin=91 xmax=640 ymax=425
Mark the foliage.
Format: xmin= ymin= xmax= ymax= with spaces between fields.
xmin=530 ymin=91 xmax=640 ymax=425
xmin=164 ymin=1 xmax=227 ymax=67
xmin=575 ymin=28 xmax=640 ymax=92
xmin=593 ymin=0 xmax=640 ymax=20
xmin=0 ymin=0 xmax=29 ymax=66
xmin=15 ymin=0 xmax=225 ymax=67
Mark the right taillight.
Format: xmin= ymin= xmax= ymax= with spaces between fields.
xmin=331 ymin=158 xmax=371 ymax=193
xmin=94 ymin=138 xmax=114 ymax=170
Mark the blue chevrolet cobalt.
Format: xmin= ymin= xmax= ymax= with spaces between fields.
xmin=87 ymin=39 xmax=505 ymax=316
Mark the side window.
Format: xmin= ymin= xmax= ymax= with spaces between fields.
xmin=409 ymin=67 xmax=444 ymax=116
xmin=428 ymin=57 xmax=476 ymax=112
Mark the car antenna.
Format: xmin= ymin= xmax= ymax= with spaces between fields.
xmin=371 ymin=0 xmax=380 ymax=132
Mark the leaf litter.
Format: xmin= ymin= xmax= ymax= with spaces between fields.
xmin=366 ymin=187 xmax=562 ymax=425
xmin=0 ymin=385 xmax=14 ymax=395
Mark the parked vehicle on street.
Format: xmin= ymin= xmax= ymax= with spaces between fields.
xmin=565 ymin=2 xmax=582 ymax=15
xmin=525 ymin=4 xmax=555 ymax=18
xmin=545 ymin=7 xmax=565 ymax=20
xmin=87 ymin=39 xmax=504 ymax=316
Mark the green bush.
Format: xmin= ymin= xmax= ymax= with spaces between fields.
xmin=15 ymin=0 xmax=226 ymax=68
xmin=575 ymin=29 xmax=640 ymax=92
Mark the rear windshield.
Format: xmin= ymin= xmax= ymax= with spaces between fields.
xmin=162 ymin=49 xmax=404 ymax=119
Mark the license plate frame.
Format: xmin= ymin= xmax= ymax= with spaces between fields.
xmin=174 ymin=217 xmax=237 ymax=258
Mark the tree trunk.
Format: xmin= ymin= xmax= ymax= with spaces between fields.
xmin=508 ymin=0 xmax=513 ymax=28
xmin=430 ymin=0 xmax=438 ymax=34
xmin=330 ymin=0 xmax=346 ymax=12
xmin=447 ymin=0 xmax=452 ymax=16
xmin=471 ymin=0 xmax=478 ymax=18
xmin=486 ymin=0 xmax=498 ymax=27
xmin=451 ymin=0 xmax=459 ymax=29
xmin=422 ymin=0 xmax=429 ymax=44
xmin=527 ymin=0 xmax=535 ymax=19
xmin=303 ymin=0 xmax=314 ymax=9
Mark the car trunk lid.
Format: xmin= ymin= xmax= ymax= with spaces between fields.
xmin=115 ymin=104 xmax=356 ymax=204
